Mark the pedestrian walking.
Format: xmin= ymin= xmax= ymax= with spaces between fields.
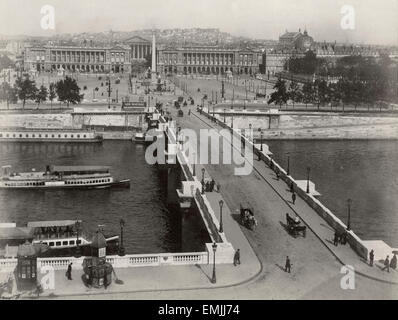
xmin=285 ymin=256 xmax=291 ymax=273
xmin=369 ymin=249 xmax=374 ymax=267
xmin=333 ymin=231 xmax=339 ymax=246
xmin=66 ymin=262 xmax=73 ymax=280
xmin=104 ymin=272 xmax=108 ymax=290
xmin=390 ymin=254 xmax=397 ymax=270
xmin=210 ymin=179 xmax=215 ymax=192
xmin=291 ymin=192 xmax=296 ymax=205
xmin=233 ymin=249 xmax=241 ymax=266
xmin=381 ymin=256 xmax=390 ymax=272
xmin=290 ymin=182 xmax=294 ymax=193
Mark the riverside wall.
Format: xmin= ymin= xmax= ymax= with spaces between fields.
xmin=0 ymin=112 xmax=146 ymax=133
xmin=216 ymin=111 xmax=398 ymax=139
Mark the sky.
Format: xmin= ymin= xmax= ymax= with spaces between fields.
xmin=0 ymin=0 xmax=397 ymax=45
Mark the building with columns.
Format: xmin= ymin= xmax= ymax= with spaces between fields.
xmin=125 ymin=36 xmax=152 ymax=61
xmin=157 ymin=46 xmax=262 ymax=75
xmin=23 ymin=44 xmax=131 ymax=73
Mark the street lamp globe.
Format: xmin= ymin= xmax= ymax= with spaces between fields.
xmin=212 ymin=242 xmax=218 ymax=253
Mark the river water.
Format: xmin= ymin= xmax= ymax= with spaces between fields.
xmin=0 ymin=141 xmax=185 ymax=254
xmin=266 ymin=140 xmax=398 ymax=248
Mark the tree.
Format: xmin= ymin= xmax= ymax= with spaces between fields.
xmin=268 ymin=78 xmax=288 ymax=108
xmin=14 ymin=76 xmax=37 ymax=108
xmin=35 ymin=85 xmax=48 ymax=107
xmin=288 ymin=81 xmax=302 ymax=108
xmin=302 ymin=82 xmax=315 ymax=108
xmin=0 ymin=82 xmax=17 ymax=109
xmin=49 ymin=83 xmax=56 ymax=109
xmin=317 ymin=80 xmax=330 ymax=109
xmin=328 ymin=82 xmax=341 ymax=110
xmin=55 ymin=76 xmax=83 ymax=106
xmin=0 ymin=54 xmax=14 ymax=71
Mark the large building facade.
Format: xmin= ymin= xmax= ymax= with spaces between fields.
xmin=23 ymin=45 xmax=131 ymax=73
xmin=157 ymin=46 xmax=262 ymax=75
xmin=125 ymin=36 xmax=152 ymax=61
xmin=265 ymin=28 xmax=382 ymax=75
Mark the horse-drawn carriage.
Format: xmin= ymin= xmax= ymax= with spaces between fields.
xmin=240 ymin=203 xmax=258 ymax=230
xmin=286 ymin=213 xmax=306 ymax=238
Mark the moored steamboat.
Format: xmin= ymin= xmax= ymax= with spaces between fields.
xmin=0 ymin=129 xmax=103 ymax=143
xmin=0 ymin=165 xmax=130 ymax=189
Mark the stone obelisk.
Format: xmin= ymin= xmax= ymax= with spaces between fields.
xmin=151 ymin=34 xmax=156 ymax=82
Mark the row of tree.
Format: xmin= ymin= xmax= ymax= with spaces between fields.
xmin=0 ymin=76 xmax=83 ymax=108
xmin=268 ymin=77 xmax=391 ymax=110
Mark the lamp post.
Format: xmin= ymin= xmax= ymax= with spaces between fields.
xmin=260 ymin=130 xmax=263 ymax=151
xmin=211 ymin=242 xmax=217 ymax=284
xmin=119 ymin=218 xmax=125 ymax=256
xmin=192 ymin=152 xmax=196 ymax=176
xmin=75 ymin=220 xmax=81 ymax=258
xmin=287 ymin=154 xmax=290 ymax=176
xmin=223 ymin=108 xmax=226 ymax=123
xmin=306 ymin=167 xmax=310 ymax=194
xmin=219 ymin=200 xmax=224 ymax=233
xmin=346 ymin=198 xmax=352 ymax=231
xmin=201 ymin=168 xmax=205 ymax=194
xmin=231 ymin=112 xmax=234 ymax=129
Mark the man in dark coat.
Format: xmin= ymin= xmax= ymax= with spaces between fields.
xmin=233 ymin=249 xmax=241 ymax=266
xmin=382 ymin=256 xmax=390 ymax=272
xmin=285 ymin=256 xmax=291 ymax=273
xmin=390 ymin=254 xmax=397 ymax=270
xmin=210 ymin=179 xmax=215 ymax=192
xmin=369 ymin=249 xmax=374 ymax=267
xmin=292 ymin=192 xmax=296 ymax=205
xmin=66 ymin=262 xmax=73 ymax=280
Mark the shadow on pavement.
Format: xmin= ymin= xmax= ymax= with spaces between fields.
xmin=195 ymin=264 xmax=211 ymax=282
xmin=274 ymin=263 xmax=286 ymax=272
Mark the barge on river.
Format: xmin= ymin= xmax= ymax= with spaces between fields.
xmin=0 ymin=165 xmax=130 ymax=189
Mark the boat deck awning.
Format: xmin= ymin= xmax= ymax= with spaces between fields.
xmin=27 ymin=220 xmax=82 ymax=228
xmin=50 ymin=166 xmax=110 ymax=174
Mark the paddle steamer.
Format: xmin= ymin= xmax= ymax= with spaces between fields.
xmin=0 ymin=165 xmax=130 ymax=189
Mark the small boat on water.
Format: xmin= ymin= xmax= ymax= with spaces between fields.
xmin=0 ymin=165 xmax=130 ymax=189
xmin=0 ymin=220 xmax=119 ymax=258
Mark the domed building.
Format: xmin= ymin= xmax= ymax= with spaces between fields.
xmin=296 ymin=30 xmax=314 ymax=51
xmin=278 ymin=28 xmax=314 ymax=52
